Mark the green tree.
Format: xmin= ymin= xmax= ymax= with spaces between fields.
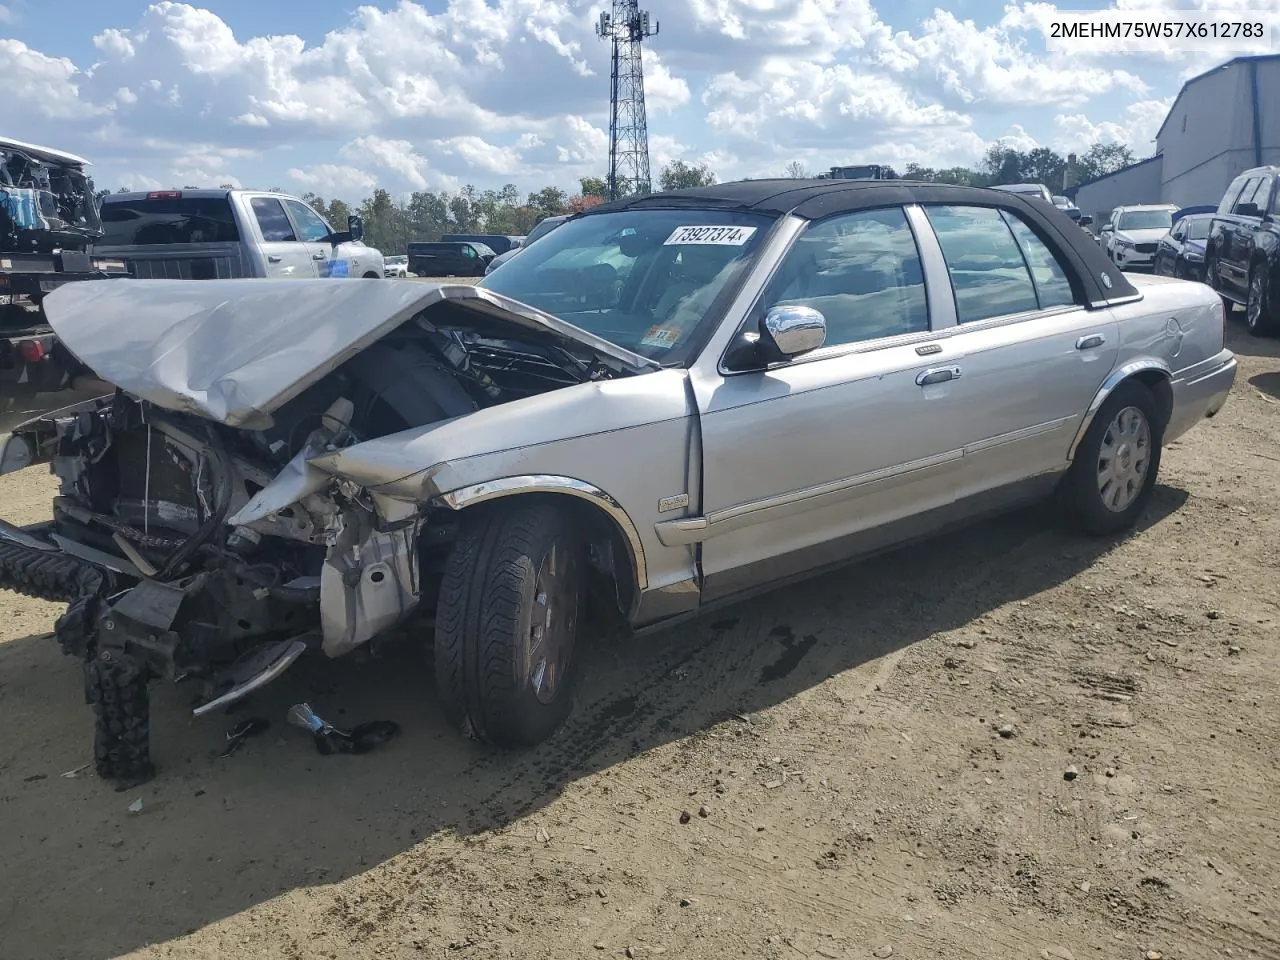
xmin=528 ymin=186 xmax=569 ymax=220
xmin=658 ymin=160 xmax=717 ymax=191
xmin=784 ymin=161 xmax=810 ymax=178
xmin=1076 ymin=142 xmax=1136 ymax=182
xmin=580 ymin=176 xmax=608 ymax=199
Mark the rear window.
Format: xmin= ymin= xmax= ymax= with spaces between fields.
xmin=99 ymin=196 xmax=240 ymax=245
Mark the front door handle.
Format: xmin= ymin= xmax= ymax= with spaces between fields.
xmin=916 ymin=365 xmax=961 ymax=386
xmin=267 ymin=255 xmax=282 ymax=263
xmin=312 ymin=252 xmax=327 ymax=261
xmin=1076 ymin=334 xmax=1107 ymax=350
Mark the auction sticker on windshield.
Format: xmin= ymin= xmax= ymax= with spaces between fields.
xmin=640 ymin=325 xmax=682 ymax=349
xmin=664 ymin=225 xmax=757 ymax=245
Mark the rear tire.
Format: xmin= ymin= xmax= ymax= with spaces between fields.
xmin=434 ymin=501 xmax=587 ymax=747
xmin=1061 ymin=381 xmax=1163 ymax=537
xmin=1245 ymin=264 xmax=1279 ymax=336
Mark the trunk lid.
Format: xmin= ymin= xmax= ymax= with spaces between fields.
xmin=40 ymin=278 xmax=659 ymax=429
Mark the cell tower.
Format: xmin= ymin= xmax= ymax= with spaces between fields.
xmin=596 ymin=1 xmax=659 ymax=200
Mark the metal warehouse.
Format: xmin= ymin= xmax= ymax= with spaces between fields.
xmin=1070 ymin=54 xmax=1280 ymax=224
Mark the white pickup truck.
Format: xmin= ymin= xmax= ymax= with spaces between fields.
xmin=95 ymin=188 xmax=385 ymax=280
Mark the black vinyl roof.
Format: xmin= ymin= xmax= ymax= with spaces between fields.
xmin=586 ymin=179 xmax=1139 ymax=305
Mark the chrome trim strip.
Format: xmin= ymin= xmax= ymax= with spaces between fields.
xmin=1066 ymin=358 xmax=1173 ymax=460
xmin=903 ymin=203 xmax=958 ymax=330
xmin=963 ymin=416 xmax=1074 ymax=455
xmin=654 ymin=448 xmax=963 ymax=547
xmin=434 ymin=474 xmax=648 ymax=591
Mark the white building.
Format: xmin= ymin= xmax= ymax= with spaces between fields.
xmin=1069 ymin=54 xmax=1280 ymax=225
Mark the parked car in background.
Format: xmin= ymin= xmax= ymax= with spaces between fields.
xmin=1205 ymin=164 xmax=1279 ymax=336
xmin=96 ymin=189 xmax=383 ymax=280
xmin=407 ymin=240 xmax=495 ymax=277
xmin=440 ymin=233 xmax=523 ymax=255
xmin=991 ymin=183 xmax=1054 ymax=204
xmin=1052 ymin=195 xmax=1082 ymax=221
xmin=1154 ymin=213 xmax=1213 ymax=282
xmin=0 ymin=179 xmax=1236 ymax=786
xmin=1100 ymin=204 xmax=1178 ymax=271
xmin=383 ymin=255 xmax=412 ymax=277
xmin=485 ymin=214 xmax=571 ymax=275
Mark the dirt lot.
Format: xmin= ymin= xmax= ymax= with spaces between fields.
xmin=1 ymin=317 xmax=1278 ymax=960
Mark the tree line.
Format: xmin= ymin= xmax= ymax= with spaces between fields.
xmin=95 ymin=143 xmax=1135 ymax=256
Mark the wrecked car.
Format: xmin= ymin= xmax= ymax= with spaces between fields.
xmin=0 ymin=180 xmax=1237 ymax=788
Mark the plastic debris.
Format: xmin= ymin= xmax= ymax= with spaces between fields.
xmin=220 ymin=717 xmax=271 ymax=758
xmin=60 ymin=763 xmax=92 ymax=779
xmin=128 ymin=797 xmax=144 ymax=814
xmin=286 ymin=702 xmax=400 ymax=755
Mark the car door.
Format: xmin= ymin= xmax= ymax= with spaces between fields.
xmin=281 ymin=198 xmax=340 ymax=276
xmin=248 ymin=196 xmax=318 ymax=278
xmin=1155 ymin=221 xmax=1182 ymax=276
xmin=914 ymin=203 xmax=1119 ymax=498
xmin=685 ymin=205 xmax=970 ymax=602
xmin=1222 ymin=176 xmax=1264 ymax=299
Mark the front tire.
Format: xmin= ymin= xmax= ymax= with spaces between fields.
xmin=1245 ymin=264 xmax=1279 ymax=336
xmin=434 ymin=501 xmax=586 ymax=747
xmin=1062 ymin=381 xmax=1163 ymax=537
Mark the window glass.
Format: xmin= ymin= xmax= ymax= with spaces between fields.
xmin=284 ymin=199 xmax=332 ymax=242
xmin=1186 ymin=217 xmax=1211 ymax=240
xmin=1232 ymin=178 xmax=1262 ymax=214
xmin=1001 ymin=212 xmax=1076 ymax=309
xmin=462 ymin=245 xmax=476 ymax=258
xmin=1219 ymin=177 xmax=1249 ymax=215
xmin=759 ymin=207 xmax=928 ymax=346
xmin=924 ymin=205 xmax=1040 ymax=323
xmin=251 ymin=197 xmax=295 ymax=242
xmin=1116 ymin=209 xmax=1173 ymax=231
xmin=98 ymin=196 xmax=240 ymax=245
xmin=478 ymin=208 xmax=773 ymax=362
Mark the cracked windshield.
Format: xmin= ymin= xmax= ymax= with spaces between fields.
xmin=479 ymin=209 xmax=773 ymax=361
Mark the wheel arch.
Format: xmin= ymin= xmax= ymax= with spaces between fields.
xmin=1067 ymin=361 xmax=1173 ymax=462
xmin=432 ymin=475 xmax=647 ymax=616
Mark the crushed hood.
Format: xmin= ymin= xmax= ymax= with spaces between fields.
xmin=41 ymin=278 xmax=658 ymax=429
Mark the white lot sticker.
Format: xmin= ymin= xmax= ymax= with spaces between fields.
xmin=663 ymin=225 xmax=757 ymax=246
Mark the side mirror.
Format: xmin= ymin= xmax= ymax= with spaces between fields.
xmin=1100 ymin=224 xmax=1113 ymax=234
xmin=347 ymin=215 xmax=364 ymax=242
xmin=760 ymin=305 xmax=826 ymax=361
xmin=1079 ymin=215 xmax=1093 ymax=226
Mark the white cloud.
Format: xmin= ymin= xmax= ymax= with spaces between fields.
xmin=0 ymin=0 xmax=1223 ymax=196
xmin=287 ymin=164 xmax=378 ymax=194
xmin=341 ymin=135 xmax=431 ymax=189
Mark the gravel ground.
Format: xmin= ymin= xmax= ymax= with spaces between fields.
xmin=0 ymin=312 xmax=1277 ymax=960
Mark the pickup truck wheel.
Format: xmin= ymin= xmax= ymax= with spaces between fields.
xmin=434 ymin=501 xmax=586 ymax=747
xmin=1246 ymin=265 xmax=1278 ymax=336
xmin=1062 ymin=381 xmax=1163 ymax=537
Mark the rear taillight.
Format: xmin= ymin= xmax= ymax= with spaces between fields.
xmin=146 ymin=190 xmax=182 ymax=199
xmin=18 ymin=340 xmax=45 ymax=363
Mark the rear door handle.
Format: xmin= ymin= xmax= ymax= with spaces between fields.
xmin=1076 ymin=334 xmax=1106 ymax=350
xmin=267 ymin=255 xmax=282 ymax=263
xmin=916 ymin=365 xmax=961 ymax=386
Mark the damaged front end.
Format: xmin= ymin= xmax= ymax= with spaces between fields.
xmin=0 ymin=280 xmax=651 ymax=787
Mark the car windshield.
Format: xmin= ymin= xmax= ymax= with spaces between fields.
xmin=1185 ymin=218 xmax=1211 ymax=240
xmin=1118 ymin=210 xmax=1172 ymax=231
xmin=477 ymin=208 xmax=774 ymax=363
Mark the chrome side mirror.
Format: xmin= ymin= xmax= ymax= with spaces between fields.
xmin=760 ymin=305 xmax=826 ymax=360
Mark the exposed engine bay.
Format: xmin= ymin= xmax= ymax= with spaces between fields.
xmin=0 ymin=141 xmax=103 ymax=255
xmin=0 ymin=297 xmax=636 ymax=787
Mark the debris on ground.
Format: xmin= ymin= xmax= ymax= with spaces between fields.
xmin=286 ymin=702 xmax=400 ymax=755
xmin=219 ymin=717 xmax=271 ymax=759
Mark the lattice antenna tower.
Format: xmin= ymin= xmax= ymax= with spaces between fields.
xmin=596 ymin=1 xmax=659 ymax=200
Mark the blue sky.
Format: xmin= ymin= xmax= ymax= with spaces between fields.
xmin=1 ymin=0 xmax=1274 ymax=201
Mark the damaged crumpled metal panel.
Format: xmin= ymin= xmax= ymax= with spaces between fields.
xmin=38 ymin=278 xmax=658 ymax=430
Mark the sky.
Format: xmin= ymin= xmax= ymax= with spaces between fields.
xmin=1 ymin=0 xmax=1276 ymax=201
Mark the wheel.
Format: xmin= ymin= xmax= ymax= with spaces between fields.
xmin=434 ymin=500 xmax=587 ymax=747
xmin=1061 ymin=381 xmax=1163 ymax=537
xmin=1245 ymin=264 xmax=1279 ymax=336
xmin=363 ymin=271 xmax=380 ymax=279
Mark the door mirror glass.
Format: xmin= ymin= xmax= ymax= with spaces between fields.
xmin=760 ymin=305 xmax=826 ymax=361
xmin=347 ymin=214 xmax=364 ymax=242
